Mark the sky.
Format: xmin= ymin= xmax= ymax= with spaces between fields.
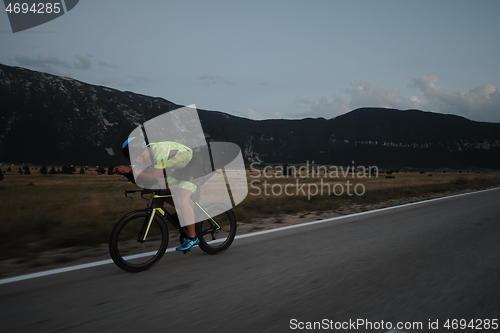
xmin=1 ymin=0 xmax=500 ymax=122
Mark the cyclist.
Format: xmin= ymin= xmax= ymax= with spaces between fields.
xmin=114 ymin=137 xmax=200 ymax=252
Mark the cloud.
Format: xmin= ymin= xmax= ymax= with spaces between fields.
xmin=74 ymin=54 xmax=92 ymax=70
xmin=129 ymin=75 xmax=154 ymax=84
xmin=100 ymin=76 xmax=151 ymax=87
xmin=296 ymin=82 xmax=422 ymax=119
xmin=99 ymin=78 xmax=131 ymax=87
xmin=235 ymin=108 xmax=283 ymax=120
xmin=99 ymin=78 xmax=115 ymax=85
xmin=15 ymin=53 xmax=70 ymax=69
xmin=410 ymin=76 xmax=500 ymax=122
xmin=257 ymin=80 xmax=272 ymax=86
xmin=15 ymin=53 xmax=93 ymax=72
xmin=297 ymin=96 xmax=350 ymax=118
xmin=297 ymin=78 xmax=500 ymax=122
xmin=346 ymin=81 xmax=423 ymax=110
xmin=199 ymin=74 xmax=234 ymax=86
xmin=97 ymin=61 xmax=119 ymax=68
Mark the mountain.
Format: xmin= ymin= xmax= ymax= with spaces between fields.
xmin=1 ymin=63 xmax=500 ymax=169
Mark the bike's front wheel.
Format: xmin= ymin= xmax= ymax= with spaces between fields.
xmin=109 ymin=210 xmax=169 ymax=272
xmin=196 ymin=205 xmax=237 ymax=255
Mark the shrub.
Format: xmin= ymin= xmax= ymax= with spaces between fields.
xmin=61 ymin=165 xmax=76 ymax=174
xmin=96 ymin=166 xmax=106 ymax=175
xmin=40 ymin=165 xmax=48 ymax=175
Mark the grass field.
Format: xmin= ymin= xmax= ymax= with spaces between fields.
xmin=1 ymin=167 xmax=500 ymax=260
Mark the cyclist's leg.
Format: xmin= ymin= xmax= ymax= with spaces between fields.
xmin=174 ymin=186 xmax=196 ymax=238
xmin=163 ymin=177 xmax=196 ymax=214
xmin=163 ymin=184 xmax=175 ymax=206
xmin=166 ymin=176 xmax=200 ymax=251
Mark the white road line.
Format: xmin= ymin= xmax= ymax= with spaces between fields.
xmin=0 ymin=248 xmax=175 ymax=286
xmin=1 ymin=187 xmax=498 ymax=286
xmin=235 ymin=186 xmax=500 ymax=239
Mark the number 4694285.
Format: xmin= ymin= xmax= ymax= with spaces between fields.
xmin=5 ymin=2 xmax=61 ymax=14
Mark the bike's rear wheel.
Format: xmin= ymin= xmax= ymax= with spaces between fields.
xmin=196 ymin=205 xmax=237 ymax=255
xmin=109 ymin=211 xmax=169 ymax=272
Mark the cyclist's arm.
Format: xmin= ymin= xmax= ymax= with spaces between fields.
xmin=114 ymin=165 xmax=166 ymax=185
xmin=135 ymin=166 xmax=164 ymax=185
xmin=113 ymin=165 xmax=135 ymax=183
xmin=114 ymin=166 xmax=132 ymax=174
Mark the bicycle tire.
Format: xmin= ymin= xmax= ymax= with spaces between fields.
xmin=109 ymin=210 xmax=169 ymax=272
xmin=196 ymin=205 xmax=237 ymax=255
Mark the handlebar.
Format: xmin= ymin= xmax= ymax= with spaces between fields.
xmin=124 ymin=188 xmax=172 ymax=199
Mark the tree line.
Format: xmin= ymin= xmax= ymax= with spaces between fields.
xmin=0 ymin=165 xmax=117 ymax=180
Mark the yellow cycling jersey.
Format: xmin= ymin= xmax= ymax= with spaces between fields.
xmin=150 ymin=141 xmax=193 ymax=169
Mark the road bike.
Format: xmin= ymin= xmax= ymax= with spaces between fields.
xmin=109 ymin=188 xmax=237 ymax=272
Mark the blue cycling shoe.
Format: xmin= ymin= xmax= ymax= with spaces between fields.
xmin=176 ymin=237 xmax=200 ymax=251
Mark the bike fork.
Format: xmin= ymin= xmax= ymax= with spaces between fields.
xmin=137 ymin=209 xmax=156 ymax=243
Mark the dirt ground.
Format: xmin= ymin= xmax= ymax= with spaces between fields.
xmin=0 ymin=187 xmax=487 ymax=280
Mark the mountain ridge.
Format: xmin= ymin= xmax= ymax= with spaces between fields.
xmin=1 ymin=63 xmax=500 ymax=168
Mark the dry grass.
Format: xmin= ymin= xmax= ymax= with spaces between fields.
xmin=1 ymin=167 xmax=500 ymax=259
xmin=0 ymin=170 xmax=146 ymax=258
xmin=235 ymin=170 xmax=500 ymax=222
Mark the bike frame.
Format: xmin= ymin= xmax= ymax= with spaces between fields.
xmin=125 ymin=189 xmax=222 ymax=243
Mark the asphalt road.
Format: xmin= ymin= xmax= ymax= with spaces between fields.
xmin=1 ymin=189 xmax=499 ymax=333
